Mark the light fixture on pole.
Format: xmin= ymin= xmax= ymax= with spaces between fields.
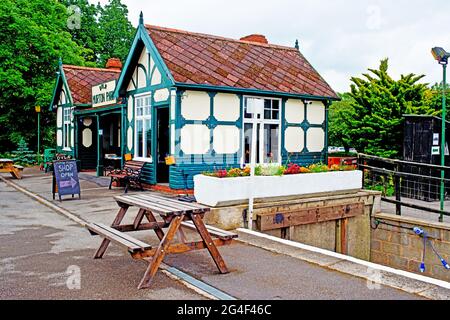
xmin=35 ymin=105 xmax=41 ymax=165
xmin=431 ymin=47 xmax=450 ymax=223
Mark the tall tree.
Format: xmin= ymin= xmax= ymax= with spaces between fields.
xmin=328 ymin=93 xmax=355 ymax=152
xmin=60 ymin=0 xmax=99 ymax=64
xmin=347 ymin=58 xmax=438 ymax=158
xmin=0 ymin=0 xmax=86 ymax=152
xmin=97 ymin=0 xmax=134 ymax=66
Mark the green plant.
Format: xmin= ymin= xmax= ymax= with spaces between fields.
xmin=11 ymin=138 xmax=36 ymax=166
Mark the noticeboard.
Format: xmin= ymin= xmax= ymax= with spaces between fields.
xmin=52 ymin=160 xmax=81 ymax=201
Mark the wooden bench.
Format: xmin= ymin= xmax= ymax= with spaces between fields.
xmin=0 ymin=159 xmax=23 ymax=179
xmin=108 ymin=160 xmax=145 ymax=193
xmin=87 ymin=223 xmax=152 ymax=253
xmin=86 ymin=193 xmax=238 ymax=289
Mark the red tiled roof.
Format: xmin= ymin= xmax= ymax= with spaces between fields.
xmin=145 ymin=25 xmax=338 ymax=99
xmin=62 ymin=65 xmax=121 ymax=104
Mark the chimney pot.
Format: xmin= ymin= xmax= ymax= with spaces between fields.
xmin=240 ymin=34 xmax=268 ymax=44
xmin=106 ymin=58 xmax=122 ymax=70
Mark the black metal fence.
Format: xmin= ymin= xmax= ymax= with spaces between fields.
xmin=357 ymin=153 xmax=450 ymax=222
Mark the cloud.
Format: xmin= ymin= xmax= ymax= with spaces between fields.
xmin=90 ymin=0 xmax=448 ymax=93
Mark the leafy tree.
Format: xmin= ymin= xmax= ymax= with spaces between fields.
xmin=328 ymin=93 xmax=355 ymax=152
xmin=427 ymin=82 xmax=450 ymax=119
xmin=97 ymin=0 xmax=134 ymax=66
xmin=0 ymin=0 xmax=86 ymax=152
xmin=61 ymin=0 xmax=100 ymax=64
xmin=346 ymin=58 xmax=438 ymax=158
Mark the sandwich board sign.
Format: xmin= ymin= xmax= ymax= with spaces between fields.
xmin=52 ymin=160 xmax=81 ymax=201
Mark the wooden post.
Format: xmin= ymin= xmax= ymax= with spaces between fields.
xmin=340 ymin=218 xmax=348 ymax=255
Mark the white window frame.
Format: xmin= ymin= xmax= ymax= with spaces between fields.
xmin=134 ymin=93 xmax=153 ymax=162
xmin=241 ymin=96 xmax=282 ymax=166
xmin=62 ymin=106 xmax=73 ymax=151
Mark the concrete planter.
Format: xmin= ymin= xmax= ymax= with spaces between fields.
xmin=194 ymin=170 xmax=363 ymax=207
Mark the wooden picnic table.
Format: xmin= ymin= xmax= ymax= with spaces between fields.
xmin=0 ymin=159 xmax=23 ymax=179
xmin=86 ymin=193 xmax=237 ymax=289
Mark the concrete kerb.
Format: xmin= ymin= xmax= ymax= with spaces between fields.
xmin=237 ymin=228 xmax=450 ymax=299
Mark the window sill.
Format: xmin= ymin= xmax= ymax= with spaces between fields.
xmin=133 ymin=157 xmax=153 ymax=163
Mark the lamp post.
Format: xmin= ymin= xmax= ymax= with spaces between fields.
xmin=35 ymin=105 xmax=41 ymax=165
xmin=431 ymin=47 xmax=450 ymax=222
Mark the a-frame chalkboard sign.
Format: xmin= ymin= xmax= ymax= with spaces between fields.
xmin=52 ymin=160 xmax=81 ymax=201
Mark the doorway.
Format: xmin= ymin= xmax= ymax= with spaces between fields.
xmin=156 ymin=106 xmax=170 ymax=183
xmin=77 ymin=116 xmax=97 ymax=170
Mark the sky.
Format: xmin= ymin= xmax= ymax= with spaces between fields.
xmin=90 ymin=0 xmax=449 ymax=93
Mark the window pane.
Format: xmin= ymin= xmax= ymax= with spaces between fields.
xmin=145 ymin=118 xmax=152 ymax=159
xmin=272 ymin=100 xmax=279 ymax=110
xmin=263 ymin=124 xmax=279 ymax=163
xmin=244 ymin=101 xmax=251 ymax=119
xmin=244 ymin=123 xmax=260 ymax=164
xmin=136 ymin=120 xmax=143 ymax=157
xmin=264 ymin=109 xmax=271 ymax=119
xmin=272 ymin=110 xmax=279 ymax=120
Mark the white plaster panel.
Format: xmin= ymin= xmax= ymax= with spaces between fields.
xmin=127 ymin=98 xmax=133 ymax=122
xmin=138 ymin=47 xmax=149 ymax=70
xmin=70 ymin=128 xmax=75 ymax=148
xmin=307 ymin=127 xmax=325 ymax=152
xmin=284 ymin=127 xmax=304 ymax=153
xmin=151 ymin=67 xmax=161 ymax=86
xmin=154 ymin=88 xmax=170 ymax=102
xmin=137 ymin=67 xmax=146 ymax=89
xmin=285 ymin=99 xmax=305 ymax=124
xmin=307 ymin=101 xmax=325 ymax=125
xmin=213 ymin=126 xmax=240 ymax=154
xmin=127 ymin=78 xmax=135 ymax=92
xmin=181 ymin=91 xmax=210 ymax=121
xmin=57 ymin=129 xmax=62 ymax=146
xmin=59 ymin=90 xmax=66 ymax=105
xmin=56 ymin=107 xmax=63 ymax=127
xmin=149 ymin=57 xmax=155 ymax=75
xmin=180 ymin=124 xmax=210 ymax=154
xmin=82 ymin=128 xmax=92 ymax=148
xmin=213 ymin=93 xmax=240 ymax=122
xmin=127 ymin=127 xmax=133 ymax=151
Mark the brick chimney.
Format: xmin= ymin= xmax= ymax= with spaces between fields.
xmin=106 ymin=58 xmax=122 ymax=71
xmin=240 ymin=34 xmax=268 ymax=44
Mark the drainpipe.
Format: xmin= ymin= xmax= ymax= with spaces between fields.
xmin=96 ymin=114 xmax=103 ymax=176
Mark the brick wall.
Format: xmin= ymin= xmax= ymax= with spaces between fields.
xmin=371 ymin=213 xmax=450 ymax=282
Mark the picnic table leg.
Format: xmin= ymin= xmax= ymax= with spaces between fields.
xmin=133 ymin=208 xmax=146 ymax=230
xmin=94 ymin=205 xmax=129 ymax=259
xmin=138 ymin=215 xmax=183 ymax=289
xmin=190 ymin=213 xmax=229 ymax=274
xmin=144 ymin=211 xmax=165 ymax=241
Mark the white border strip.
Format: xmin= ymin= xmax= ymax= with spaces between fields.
xmin=238 ymin=228 xmax=450 ymax=290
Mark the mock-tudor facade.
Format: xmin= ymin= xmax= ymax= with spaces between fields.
xmin=50 ymin=13 xmax=338 ymax=190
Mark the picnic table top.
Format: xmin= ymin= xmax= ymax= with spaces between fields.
xmin=114 ymin=193 xmax=210 ymax=216
xmin=0 ymin=159 xmax=13 ymax=163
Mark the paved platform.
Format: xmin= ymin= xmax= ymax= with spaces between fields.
xmin=1 ymin=167 xmax=449 ymax=300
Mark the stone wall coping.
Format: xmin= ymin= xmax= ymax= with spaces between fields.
xmin=375 ymin=212 xmax=450 ymax=231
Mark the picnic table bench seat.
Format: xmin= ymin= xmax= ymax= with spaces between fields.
xmin=86 ymin=193 xmax=237 ymax=289
xmin=108 ymin=160 xmax=145 ymax=193
xmin=87 ymin=222 xmax=152 ymax=253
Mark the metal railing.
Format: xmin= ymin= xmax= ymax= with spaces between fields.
xmin=357 ymin=153 xmax=450 ymax=222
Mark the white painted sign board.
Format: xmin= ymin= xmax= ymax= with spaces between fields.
xmin=433 ymin=133 xmax=439 ymax=146
xmin=92 ymin=80 xmax=117 ymax=108
xmin=432 ymin=146 xmax=440 ymax=156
